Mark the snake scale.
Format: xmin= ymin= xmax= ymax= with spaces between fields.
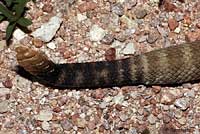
xmin=15 ymin=41 xmax=200 ymax=89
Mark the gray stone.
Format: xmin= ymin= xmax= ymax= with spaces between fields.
xmin=135 ymin=9 xmax=147 ymax=19
xmin=174 ymin=97 xmax=190 ymax=110
xmin=89 ymin=25 xmax=106 ymax=42
xmin=0 ymin=100 xmax=9 ymax=113
xmin=111 ymin=3 xmax=124 ymax=16
xmin=35 ymin=110 xmax=53 ymax=121
xmin=32 ymin=16 xmax=62 ymax=42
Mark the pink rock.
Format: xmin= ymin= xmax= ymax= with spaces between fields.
xmin=78 ymin=2 xmax=97 ymax=13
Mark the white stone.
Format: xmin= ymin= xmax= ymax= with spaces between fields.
xmin=174 ymin=27 xmax=181 ymax=33
xmin=0 ymin=100 xmax=9 ymax=113
xmin=31 ymin=16 xmax=62 ymax=42
xmin=121 ymin=42 xmax=136 ymax=55
xmin=35 ymin=110 xmax=53 ymax=121
xmin=42 ymin=121 xmax=50 ymax=130
xmin=0 ymin=88 xmax=10 ymax=97
xmin=77 ymin=13 xmax=87 ymax=22
xmin=89 ymin=25 xmax=106 ymax=42
xmin=47 ymin=42 xmax=56 ymax=50
xmin=13 ymin=29 xmax=27 ymax=41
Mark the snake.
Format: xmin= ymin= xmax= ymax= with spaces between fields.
xmin=15 ymin=41 xmax=200 ymax=89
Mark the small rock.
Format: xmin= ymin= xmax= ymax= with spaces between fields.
xmin=60 ymin=120 xmax=73 ymax=131
xmin=89 ymin=25 xmax=106 ymax=42
xmin=168 ymin=18 xmax=179 ymax=31
xmin=78 ymin=1 xmax=97 ymax=13
xmin=174 ymin=109 xmax=183 ymax=119
xmin=2 ymin=78 xmax=13 ymax=88
xmin=138 ymin=35 xmax=148 ymax=43
xmin=99 ymin=101 xmax=108 ymax=109
xmin=92 ymin=89 xmax=106 ymax=99
xmin=185 ymin=30 xmax=200 ymax=42
xmin=121 ymin=42 xmax=136 ymax=55
xmin=42 ymin=121 xmax=50 ymax=130
xmin=32 ymin=16 xmax=62 ymax=42
xmin=147 ymin=32 xmax=159 ymax=44
xmin=101 ymin=34 xmax=114 ymax=45
xmin=177 ymin=117 xmax=186 ymax=125
xmin=77 ymin=13 xmax=87 ymax=22
xmin=148 ymin=114 xmax=157 ymax=124
xmin=0 ymin=40 xmax=6 ymax=51
xmin=160 ymin=92 xmax=176 ymax=104
xmin=14 ymin=76 xmax=32 ymax=92
xmin=163 ymin=114 xmax=171 ymax=123
xmin=124 ymin=0 xmax=137 ymax=10
xmin=0 ymin=21 xmax=8 ymax=31
xmin=0 ymin=87 xmax=10 ymax=97
xmin=119 ymin=113 xmax=129 ymax=122
xmin=184 ymin=90 xmax=195 ymax=98
xmin=112 ymin=93 xmax=124 ymax=104
xmin=135 ymin=8 xmax=147 ymax=19
xmin=111 ymin=3 xmax=124 ymax=16
xmin=42 ymin=3 xmax=53 ymax=13
xmin=47 ymin=42 xmax=56 ymax=50
xmin=174 ymin=97 xmax=190 ymax=110
xmin=13 ymin=29 xmax=26 ymax=41
xmin=183 ymin=15 xmax=192 ymax=26
xmin=152 ymin=86 xmax=161 ymax=93
xmin=197 ymin=23 xmax=200 ymax=29
xmin=0 ymin=100 xmax=9 ymax=113
xmin=157 ymin=25 xmax=168 ymax=37
xmin=105 ymin=48 xmax=116 ymax=61
xmin=174 ymin=27 xmax=181 ymax=33
xmin=76 ymin=118 xmax=87 ymax=128
xmin=120 ymin=15 xmax=137 ymax=28
xmin=35 ymin=110 xmax=53 ymax=121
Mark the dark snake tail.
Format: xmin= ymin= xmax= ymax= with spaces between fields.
xmin=15 ymin=41 xmax=200 ymax=89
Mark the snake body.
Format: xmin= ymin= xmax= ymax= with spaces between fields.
xmin=16 ymin=41 xmax=200 ymax=89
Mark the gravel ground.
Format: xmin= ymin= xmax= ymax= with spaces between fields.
xmin=0 ymin=0 xmax=200 ymax=133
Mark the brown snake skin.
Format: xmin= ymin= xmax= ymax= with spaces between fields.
xmin=16 ymin=41 xmax=200 ymax=89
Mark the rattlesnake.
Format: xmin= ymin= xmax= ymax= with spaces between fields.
xmin=15 ymin=41 xmax=200 ymax=89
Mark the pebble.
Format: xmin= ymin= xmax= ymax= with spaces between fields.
xmin=177 ymin=117 xmax=186 ymax=125
xmin=184 ymin=90 xmax=195 ymax=98
xmin=174 ymin=97 xmax=190 ymax=110
xmin=124 ymin=0 xmax=137 ymax=9
xmin=13 ymin=29 xmax=27 ymax=41
xmin=42 ymin=121 xmax=50 ymax=130
xmin=111 ymin=3 xmax=124 ymax=16
xmin=35 ymin=110 xmax=53 ymax=121
xmin=77 ymin=13 xmax=87 ymax=22
xmin=120 ymin=15 xmax=137 ymax=28
xmin=138 ymin=35 xmax=148 ymax=43
xmin=0 ymin=40 xmax=6 ymax=51
xmin=32 ymin=16 xmax=62 ymax=42
xmin=0 ymin=100 xmax=9 ymax=113
xmin=112 ymin=93 xmax=124 ymax=104
xmin=148 ymin=114 xmax=157 ymax=124
xmin=101 ymin=33 xmax=114 ymax=45
xmin=47 ymin=42 xmax=56 ymax=50
xmin=174 ymin=27 xmax=181 ymax=33
xmin=135 ymin=8 xmax=147 ymax=19
xmin=168 ymin=18 xmax=179 ymax=31
xmin=89 ymin=25 xmax=106 ymax=42
xmin=105 ymin=48 xmax=116 ymax=61
xmin=174 ymin=109 xmax=183 ymax=119
xmin=78 ymin=1 xmax=97 ymax=13
xmin=185 ymin=30 xmax=200 ymax=42
xmin=0 ymin=87 xmax=10 ymax=97
xmin=119 ymin=113 xmax=129 ymax=122
xmin=14 ymin=76 xmax=32 ymax=93
xmin=160 ymin=92 xmax=176 ymax=105
xmin=121 ymin=42 xmax=136 ymax=55
xmin=147 ymin=32 xmax=159 ymax=44
xmin=60 ymin=120 xmax=73 ymax=131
